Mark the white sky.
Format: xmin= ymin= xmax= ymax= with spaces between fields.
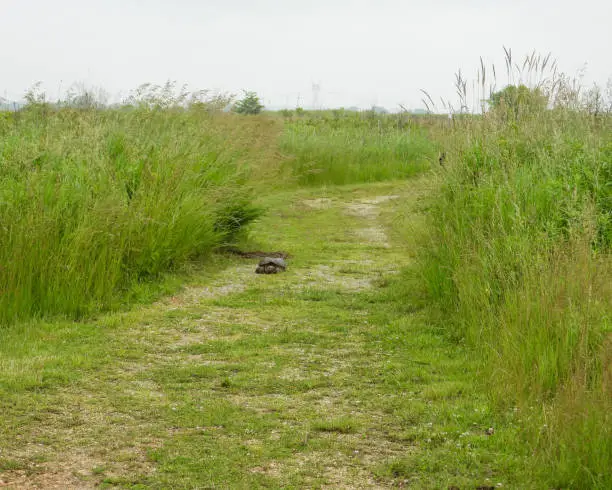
xmin=1 ymin=0 xmax=611 ymax=109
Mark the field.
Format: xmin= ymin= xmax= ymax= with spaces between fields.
xmin=0 ymin=69 xmax=610 ymax=488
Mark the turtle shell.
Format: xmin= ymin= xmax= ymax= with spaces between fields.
xmin=255 ymin=257 xmax=287 ymax=274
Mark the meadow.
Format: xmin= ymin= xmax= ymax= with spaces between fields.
xmin=279 ymin=109 xmax=437 ymax=185
xmin=0 ymin=59 xmax=610 ymax=488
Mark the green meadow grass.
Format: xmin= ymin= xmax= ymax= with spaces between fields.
xmin=415 ymin=74 xmax=612 ymax=486
xmin=280 ymin=111 xmax=437 ymax=186
xmin=0 ymin=63 xmax=610 ymax=488
xmin=0 ymin=181 xmax=528 ymax=488
xmin=0 ymin=106 xmax=275 ymax=324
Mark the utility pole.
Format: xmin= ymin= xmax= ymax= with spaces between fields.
xmin=312 ymin=82 xmax=321 ymax=110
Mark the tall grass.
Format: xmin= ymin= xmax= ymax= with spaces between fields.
xmin=280 ymin=110 xmax=437 ymax=186
xmin=0 ymin=105 xmax=274 ymax=325
xmin=418 ymin=52 xmax=612 ymax=487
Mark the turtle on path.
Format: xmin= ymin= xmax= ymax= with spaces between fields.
xmin=255 ymin=257 xmax=287 ymax=274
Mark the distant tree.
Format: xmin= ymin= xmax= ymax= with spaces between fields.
xmin=233 ymin=91 xmax=264 ymax=115
xmin=489 ymin=84 xmax=548 ymax=118
xmin=371 ymin=105 xmax=388 ymax=114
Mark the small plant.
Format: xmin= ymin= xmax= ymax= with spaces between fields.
xmin=233 ymin=91 xmax=264 ymax=115
xmin=23 ymin=81 xmax=47 ymax=106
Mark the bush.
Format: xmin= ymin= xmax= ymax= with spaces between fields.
xmin=233 ymin=91 xmax=264 ymax=115
xmin=488 ymin=84 xmax=548 ymax=119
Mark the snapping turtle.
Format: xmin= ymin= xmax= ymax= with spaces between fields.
xmin=255 ymin=257 xmax=287 ymax=274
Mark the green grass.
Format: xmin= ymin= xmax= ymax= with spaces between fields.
xmin=415 ymin=71 xmax=612 ymax=487
xmin=0 ymin=106 xmax=273 ymax=324
xmin=0 ymin=181 xmax=529 ymax=488
xmin=1 ymin=69 xmax=610 ymax=487
xmin=280 ymin=111 xmax=438 ymax=186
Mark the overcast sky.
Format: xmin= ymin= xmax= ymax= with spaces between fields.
xmin=1 ymin=0 xmax=611 ymax=109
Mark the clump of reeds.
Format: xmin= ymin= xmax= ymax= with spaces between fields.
xmin=0 ymin=86 xmax=272 ymax=324
xmin=417 ymin=48 xmax=612 ymax=487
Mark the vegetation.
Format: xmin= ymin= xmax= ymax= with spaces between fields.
xmin=234 ymin=90 xmax=264 ymax=115
xmin=417 ymin=52 xmax=612 ymax=488
xmin=0 ymin=181 xmax=523 ymax=489
xmin=280 ymin=110 xmax=437 ymax=185
xmin=488 ymin=84 xmax=548 ymax=117
xmin=0 ymin=51 xmax=610 ymax=488
xmin=0 ymin=101 xmax=270 ymax=325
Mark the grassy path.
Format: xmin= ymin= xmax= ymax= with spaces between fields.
xmin=0 ymin=180 xmax=521 ymax=489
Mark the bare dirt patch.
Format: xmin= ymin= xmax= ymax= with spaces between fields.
xmin=155 ymin=264 xmax=255 ymax=310
xmin=353 ymin=227 xmax=390 ymax=247
xmin=344 ymin=195 xmax=399 ymax=219
xmin=0 ymin=468 xmax=95 ymax=490
xmin=361 ymin=195 xmax=399 ymax=204
xmin=303 ymin=198 xmax=334 ymax=210
xmin=250 ymin=461 xmax=282 ymax=478
xmin=279 ymin=450 xmax=389 ymax=489
xmin=0 ymin=445 xmax=105 ymax=490
xmin=344 ymin=203 xmax=379 ymax=219
xmin=296 ymin=265 xmax=372 ymax=291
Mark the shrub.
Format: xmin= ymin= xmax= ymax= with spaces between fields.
xmin=233 ymin=91 xmax=264 ymax=115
